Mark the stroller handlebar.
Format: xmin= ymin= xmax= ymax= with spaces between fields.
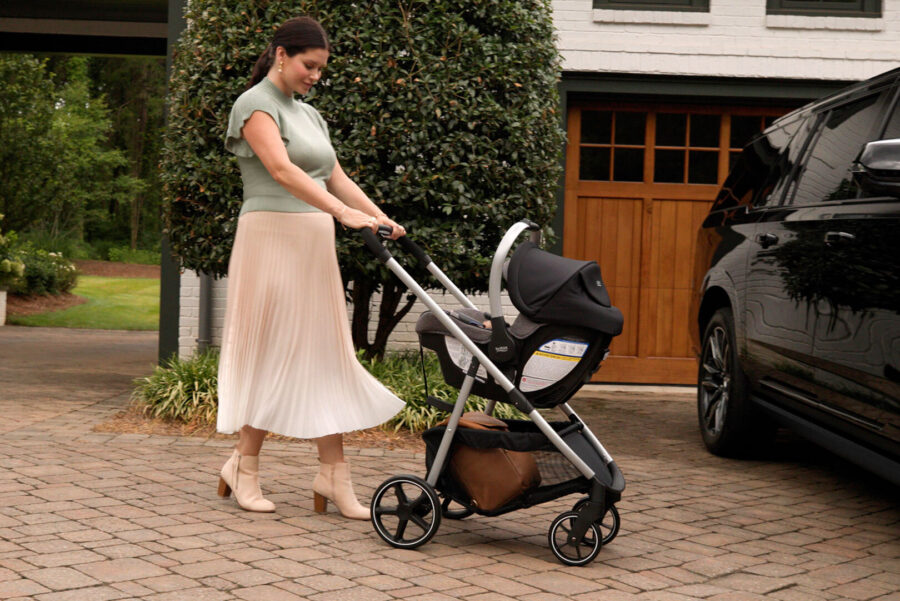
xmin=358 ymin=224 xmax=433 ymax=266
xmin=358 ymin=225 xmax=395 ymax=263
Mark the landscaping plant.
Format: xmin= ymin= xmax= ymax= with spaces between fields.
xmin=134 ymin=349 xmax=524 ymax=432
xmin=133 ymin=349 xmax=220 ymax=425
xmin=9 ymin=246 xmax=77 ymax=296
xmin=0 ymin=215 xmax=26 ymax=291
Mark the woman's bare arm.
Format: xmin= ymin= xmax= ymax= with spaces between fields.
xmin=327 ymin=162 xmax=405 ymax=238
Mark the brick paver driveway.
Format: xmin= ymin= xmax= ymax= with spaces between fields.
xmin=0 ymin=326 xmax=897 ymax=601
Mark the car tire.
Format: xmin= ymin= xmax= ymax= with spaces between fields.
xmin=698 ymin=307 xmax=773 ymax=456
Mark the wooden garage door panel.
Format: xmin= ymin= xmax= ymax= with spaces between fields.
xmin=570 ymin=195 xmax=642 ymax=357
xmin=643 ymin=199 xmax=712 ymax=358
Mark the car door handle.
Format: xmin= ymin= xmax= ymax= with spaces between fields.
xmin=755 ymin=233 xmax=779 ymax=248
xmin=824 ymin=231 xmax=856 ymax=246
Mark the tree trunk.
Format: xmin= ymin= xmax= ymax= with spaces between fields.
xmin=350 ymin=277 xmax=374 ymax=355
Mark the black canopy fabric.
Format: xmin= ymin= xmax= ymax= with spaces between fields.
xmin=506 ymin=242 xmax=624 ymax=336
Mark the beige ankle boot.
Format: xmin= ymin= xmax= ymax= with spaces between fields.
xmin=312 ymin=461 xmax=370 ymax=520
xmin=218 ymin=449 xmax=275 ymax=512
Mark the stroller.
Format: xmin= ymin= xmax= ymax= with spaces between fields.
xmin=360 ymin=220 xmax=625 ymax=566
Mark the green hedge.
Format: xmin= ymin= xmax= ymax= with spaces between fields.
xmin=160 ymin=0 xmax=565 ymax=358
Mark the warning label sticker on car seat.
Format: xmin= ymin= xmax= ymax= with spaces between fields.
xmin=445 ymin=337 xmax=489 ymax=380
xmin=519 ymin=339 xmax=588 ymax=392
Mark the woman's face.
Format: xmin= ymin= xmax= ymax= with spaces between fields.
xmin=279 ymin=47 xmax=329 ymax=96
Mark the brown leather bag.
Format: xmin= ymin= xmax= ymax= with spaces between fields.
xmin=440 ymin=412 xmax=541 ymax=511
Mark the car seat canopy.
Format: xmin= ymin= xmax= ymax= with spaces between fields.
xmin=506 ymin=242 xmax=624 ymax=336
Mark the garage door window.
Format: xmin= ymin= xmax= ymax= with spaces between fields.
xmin=579 ymin=110 xmax=647 ymax=182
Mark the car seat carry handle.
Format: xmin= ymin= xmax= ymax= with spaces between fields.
xmin=488 ymin=221 xmax=539 ymax=363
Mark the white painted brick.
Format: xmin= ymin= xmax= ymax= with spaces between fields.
xmin=178 ymin=270 xmax=525 ymax=358
xmin=552 ymin=0 xmax=900 ymax=80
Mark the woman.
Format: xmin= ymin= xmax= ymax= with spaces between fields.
xmin=215 ymin=16 xmax=406 ymax=520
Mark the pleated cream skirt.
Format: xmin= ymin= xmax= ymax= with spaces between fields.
xmin=216 ymin=211 xmax=405 ymax=439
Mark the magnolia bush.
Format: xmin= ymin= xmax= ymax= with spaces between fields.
xmin=161 ymin=0 xmax=565 ymax=357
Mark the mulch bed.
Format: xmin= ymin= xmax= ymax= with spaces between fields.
xmin=6 ymin=292 xmax=88 ymax=316
xmin=93 ymin=403 xmax=427 ymax=453
xmin=74 ymin=260 xmax=160 ymax=278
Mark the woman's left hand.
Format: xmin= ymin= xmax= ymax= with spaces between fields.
xmin=376 ymin=214 xmax=406 ymax=240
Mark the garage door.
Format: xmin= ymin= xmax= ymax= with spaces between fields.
xmin=564 ymin=102 xmax=785 ymax=384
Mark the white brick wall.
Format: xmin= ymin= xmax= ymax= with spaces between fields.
xmin=553 ymin=0 xmax=900 ymax=80
xmin=179 ymin=270 xmax=519 ymax=359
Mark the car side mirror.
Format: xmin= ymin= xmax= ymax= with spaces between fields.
xmin=852 ymin=138 xmax=900 ymax=197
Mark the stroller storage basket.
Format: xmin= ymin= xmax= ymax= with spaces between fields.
xmin=422 ymin=418 xmax=622 ymax=517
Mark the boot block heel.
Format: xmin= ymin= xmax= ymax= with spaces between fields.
xmin=314 ymin=492 xmax=328 ymax=514
xmin=217 ymin=477 xmax=232 ymax=498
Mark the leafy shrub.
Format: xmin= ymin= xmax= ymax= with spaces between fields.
xmin=0 ymin=215 xmax=26 ymax=291
xmin=133 ymin=349 xmax=219 ymax=424
xmin=160 ymin=0 xmax=565 ymax=359
xmin=358 ymin=351 xmax=525 ymax=432
xmin=10 ymin=246 xmax=77 ymax=296
xmin=16 ymin=231 xmax=96 ymax=260
xmin=107 ymin=246 xmax=161 ymax=265
xmin=132 ymin=348 xmax=524 ymax=433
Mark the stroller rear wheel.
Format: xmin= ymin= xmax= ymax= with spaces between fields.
xmin=572 ymin=497 xmax=620 ymax=545
xmin=548 ymin=511 xmax=602 ymax=566
xmin=371 ymin=475 xmax=441 ymax=549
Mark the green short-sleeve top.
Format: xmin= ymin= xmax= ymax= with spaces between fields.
xmin=225 ymin=77 xmax=336 ymax=216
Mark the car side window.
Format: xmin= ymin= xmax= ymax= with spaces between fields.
xmin=754 ymin=114 xmax=816 ymax=207
xmin=789 ymin=93 xmax=886 ymax=205
xmin=881 ymin=90 xmax=900 ymax=140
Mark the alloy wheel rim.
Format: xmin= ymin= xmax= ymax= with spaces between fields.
xmin=700 ymin=325 xmax=730 ymax=437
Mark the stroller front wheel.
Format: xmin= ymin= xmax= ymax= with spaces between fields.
xmin=371 ymin=475 xmax=441 ymax=549
xmin=572 ymin=497 xmax=620 ymax=545
xmin=548 ymin=511 xmax=602 ymax=566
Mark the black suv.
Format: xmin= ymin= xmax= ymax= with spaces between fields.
xmin=692 ymin=68 xmax=900 ymax=484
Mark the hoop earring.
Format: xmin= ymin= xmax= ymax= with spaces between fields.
xmin=278 ymin=61 xmax=283 ymax=73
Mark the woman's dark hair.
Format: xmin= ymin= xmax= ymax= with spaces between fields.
xmin=248 ymin=17 xmax=330 ymax=88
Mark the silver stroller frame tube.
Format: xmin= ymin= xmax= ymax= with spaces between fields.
xmin=426 ymin=263 xmax=478 ymax=311
xmin=360 ymin=222 xmax=602 ymax=483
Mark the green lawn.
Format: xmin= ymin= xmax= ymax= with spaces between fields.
xmin=8 ymin=276 xmax=159 ymax=330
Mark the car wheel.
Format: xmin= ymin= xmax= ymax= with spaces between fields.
xmin=698 ymin=307 xmax=771 ymax=456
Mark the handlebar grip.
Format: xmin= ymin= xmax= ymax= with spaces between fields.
xmin=359 ymin=227 xmax=392 ymax=263
xmin=397 ymin=235 xmax=432 ymax=266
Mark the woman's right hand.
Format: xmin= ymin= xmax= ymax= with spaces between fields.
xmin=337 ymin=206 xmax=379 ymax=232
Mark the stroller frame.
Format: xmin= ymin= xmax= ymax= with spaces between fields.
xmin=361 ymin=221 xmax=625 ymax=566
